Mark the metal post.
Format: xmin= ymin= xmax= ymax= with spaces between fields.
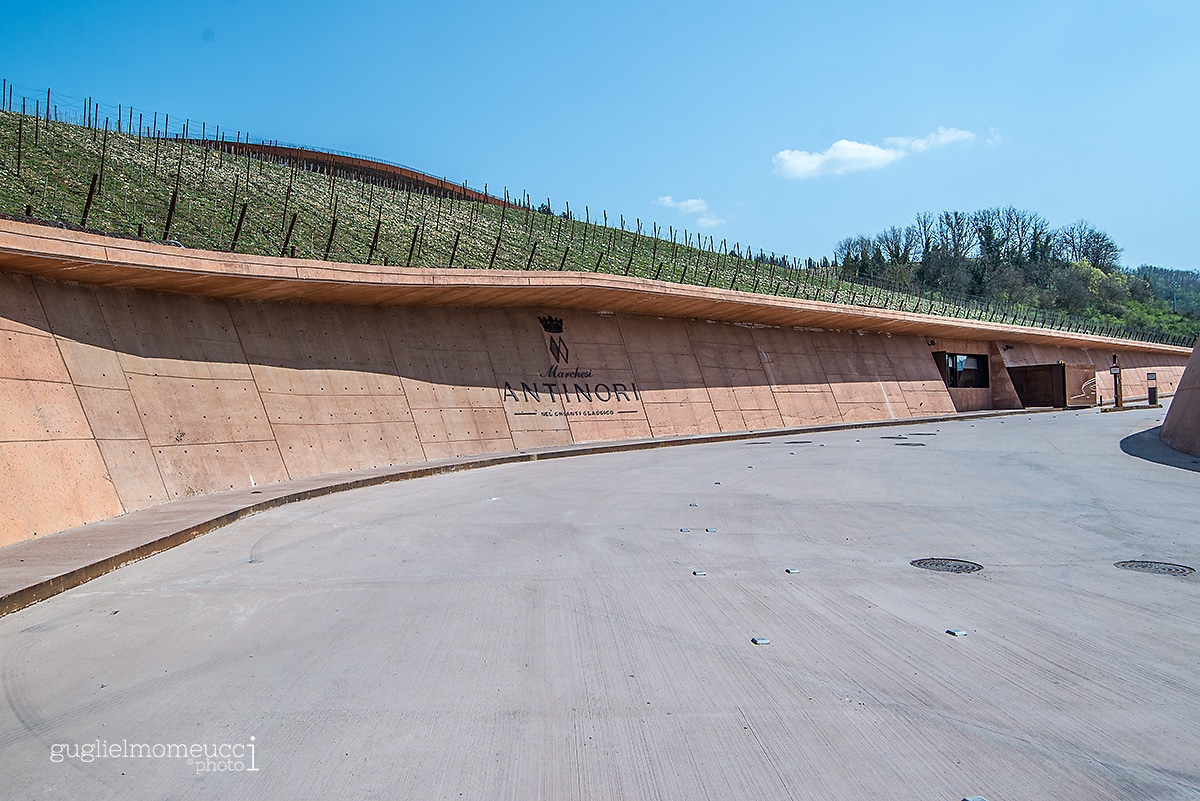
xmin=1111 ymin=354 xmax=1123 ymax=409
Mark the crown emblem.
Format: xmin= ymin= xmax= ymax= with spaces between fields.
xmin=538 ymin=316 xmax=564 ymax=334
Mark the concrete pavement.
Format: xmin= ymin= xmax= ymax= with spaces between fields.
xmin=1 ymin=404 xmax=1197 ymax=800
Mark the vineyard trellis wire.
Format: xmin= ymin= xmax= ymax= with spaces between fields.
xmin=0 ymin=84 xmax=1192 ymax=349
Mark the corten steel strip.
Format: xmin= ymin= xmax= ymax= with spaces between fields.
xmin=190 ymin=139 xmax=518 ymax=209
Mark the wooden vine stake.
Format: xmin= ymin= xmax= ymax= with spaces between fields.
xmin=98 ymin=119 xmax=109 ymax=194
xmin=281 ymin=212 xmax=297 ymax=257
xmin=163 ymin=171 xmax=181 ymax=240
xmin=368 ymin=216 xmax=383 ymax=264
xmin=231 ymin=203 xmax=248 ymax=252
xmin=323 ymin=215 xmax=338 ymax=260
xmin=80 ymin=173 xmax=98 ymax=227
xmin=407 ymin=225 xmax=419 ymax=267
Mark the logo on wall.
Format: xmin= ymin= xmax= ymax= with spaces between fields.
xmin=538 ymin=316 xmax=569 ymax=364
xmin=499 ymin=313 xmax=641 ymax=412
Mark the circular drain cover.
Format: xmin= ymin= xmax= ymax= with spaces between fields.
xmin=911 ymin=558 xmax=983 ymax=574
xmin=1115 ymin=560 xmax=1195 ymax=576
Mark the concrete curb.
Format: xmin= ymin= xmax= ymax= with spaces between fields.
xmin=0 ymin=404 xmax=1142 ymax=618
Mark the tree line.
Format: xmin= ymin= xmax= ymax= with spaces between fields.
xmin=834 ymin=207 xmax=1200 ymax=339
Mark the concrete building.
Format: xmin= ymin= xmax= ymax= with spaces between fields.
xmin=0 ymin=218 xmax=1190 ymax=547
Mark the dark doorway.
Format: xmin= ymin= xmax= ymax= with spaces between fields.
xmin=1007 ymin=364 xmax=1065 ymax=407
xmin=1006 ymin=363 xmax=1097 ymax=408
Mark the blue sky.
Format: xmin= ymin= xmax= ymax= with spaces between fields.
xmin=4 ymin=1 xmax=1198 ymax=270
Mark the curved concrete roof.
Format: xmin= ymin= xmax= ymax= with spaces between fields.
xmin=0 ymin=219 xmax=1188 ymax=355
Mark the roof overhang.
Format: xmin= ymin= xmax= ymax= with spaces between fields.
xmin=0 ymin=218 xmax=1189 ymax=354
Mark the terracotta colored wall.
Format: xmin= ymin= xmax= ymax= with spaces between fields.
xmin=927 ymin=336 xmax=1188 ymax=412
xmin=1161 ymin=337 xmax=1200 ymax=456
xmin=927 ymin=337 xmax=1006 ymax=412
xmin=0 ymin=273 xmax=960 ymax=547
xmin=996 ymin=341 xmax=1186 ymax=405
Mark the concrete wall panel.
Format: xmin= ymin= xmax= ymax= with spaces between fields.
xmin=0 ymin=378 xmax=93 ymax=441
xmin=51 ymin=338 xmax=129 ymax=390
xmin=624 ymin=352 xmax=708 ymax=396
xmin=0 ymin=329 xmax=73 ymax=383
xmin=152 ymin=441 xmax=289 ymax=499
xmin=510 ymin=429 xmax=573 ymax=450
xmin=126 ymin=374 xmax=275 ymax=447
xmin=96 ymin=439 xmax=169 ymax=511
xmin=948 ymin=387 xmax=994 ymax=412
xmin=835 ymin=401 xmax=897 ymax=422
xmin=644 ymin=401 xmax=722 ymax=436
xmin=0 ymin=439 xmax=123 ymax=547
xmin=273 ymin=421 xmax=425 ymax=477
xmin=774 ymin=390 xmax=843 ymax=425
xmin=987 ymin=343 xmax=1024 ymax=410
xmin=412 ymin=407 xmax=512 ymax=445
xmin=0 ymin=273 xmax=51 ymax=337
xmin=73 ymin=386 xmax=147 ymax=440
xmin=396 ymin=354 xmax=498 ymax=411
xmin=565 ymin=415 xmax=654 ymax=443
xmin=829 ymin=380 xmax=890 ymax=406
xmin=246 ymin=364 xmax=405 ymax=397
xmin=618 ymin=315 xmax=693 ymax=354
xmin=259 ymin=392 xmax=412 ymax=426
xmin=98 ymin=289 xmax=241 ymax=343
xmin=35 ymin=282 xmax=129 ymax=389
xmin=898 ymin=381 xmax=958 ymax=416
xmin=111 ymin=332 xmax=254 ymax=381
xmin=420 ymin=438 xmax=517 ymax=461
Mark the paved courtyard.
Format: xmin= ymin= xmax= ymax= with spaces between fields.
xmin=2 ymin=405 xmax=1197 ymax=800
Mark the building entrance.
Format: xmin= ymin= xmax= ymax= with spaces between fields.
xmin=1006 ymin=363 xmax=1096 ymax=408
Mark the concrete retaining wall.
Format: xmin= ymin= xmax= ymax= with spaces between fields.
xmin=1 ymin=272 xmax=962 ymax=547
xmin=0 ymin=219 xmax=1191 ymax=547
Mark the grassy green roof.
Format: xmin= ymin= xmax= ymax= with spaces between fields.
xmin=0 ymin=109 xmax=1190 ymax=347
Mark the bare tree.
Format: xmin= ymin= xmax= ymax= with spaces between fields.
xmin=937 ymin=210 xmax=977 ymax=261
xmin=1057 ymin=220 xmax=1122 ymax=271
xmin=876 ymin=225 xmax=918 ymax=265
xmin=913 ymin=211 xmax=936 ymax=263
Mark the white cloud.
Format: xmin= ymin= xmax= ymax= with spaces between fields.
xmin=655 ymin=196 xmax=710 ymax=214
xmin=773 ymin=140 xmax=904 ymax=179
xmin=884 ymin=126 xmax=975 ymax=153
xmin=656 ymin=195 xmax=724 ymax=228
xmin=773 ymin=126 xmax=975 ymax=180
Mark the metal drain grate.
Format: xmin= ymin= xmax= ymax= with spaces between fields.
xmin=911 ymin=558 xmax=983 ymax=574
xmin=1115 ymin=560 xmax=1195 ymax=576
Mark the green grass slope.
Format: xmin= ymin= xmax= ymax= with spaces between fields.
xmin=0 ymin=110 xmax=1189 ymax=347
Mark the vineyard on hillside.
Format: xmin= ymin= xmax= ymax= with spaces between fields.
xmin=0 ymin=96 xmax=1192 ymax=347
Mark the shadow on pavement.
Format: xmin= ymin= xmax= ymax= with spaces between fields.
xmin=1120 ymin=426 xmax=1200 ymax=473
